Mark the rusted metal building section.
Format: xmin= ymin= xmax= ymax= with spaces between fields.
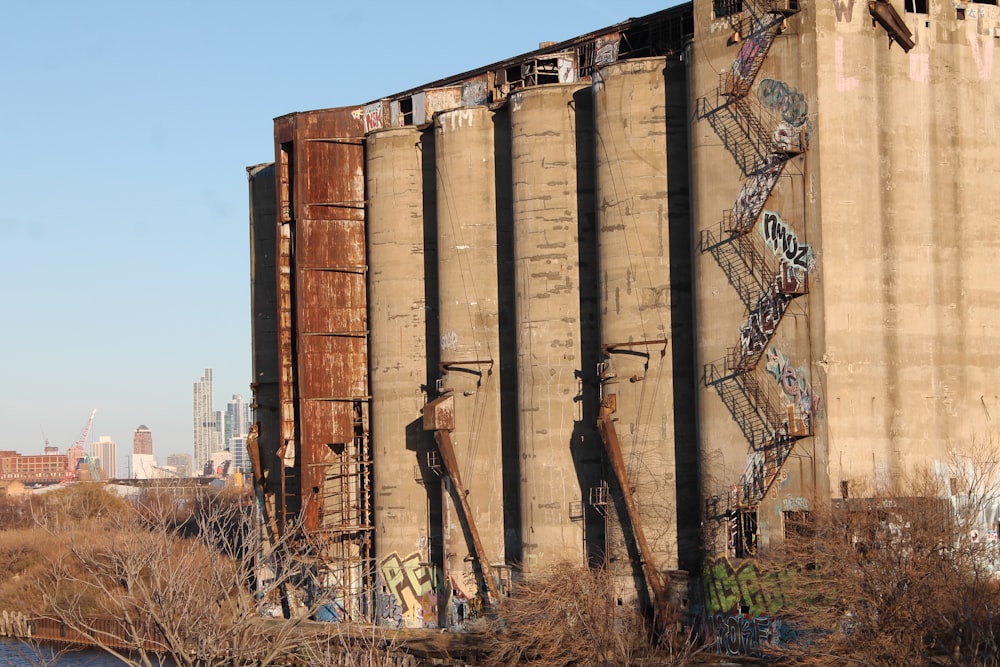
xmin=247 ymin=163 xmax=280 ymax=511
xmin=271 ymin=108 xmax=373 ymax=617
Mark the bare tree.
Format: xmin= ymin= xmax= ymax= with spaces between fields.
xmin=754 ymin=439 xmax=1000 ymax=666
xmin=36 ymin=488 xmax=337 ymax=667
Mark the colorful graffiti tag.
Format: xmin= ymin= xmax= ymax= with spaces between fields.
xmin=765 ymin=347 xmax=821 ymax=416
xmin=732 ymin=33 xmax=767 ymax=79
xmin=708 ymin=613 xmax=780 ymax=657
xmin=732 ymin=155 xmax=784 ymax=232
xmin=757 ymin=79 xmax=808 ymax=129
xmin=703 ymin=557 xmax=787 ymax=616
xmin=702 ymin=558 xmax=791 ymax=657
xmin=377 ymin=552 xmax=441 ymax=628
xmin=739 ymin=288 xmax=791 ymax=357
xmin=759 ymin=211 xmax=815 ymax=273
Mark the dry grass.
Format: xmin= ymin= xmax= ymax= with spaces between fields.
xmin=480 ymin=562 xmax=699 ymax=666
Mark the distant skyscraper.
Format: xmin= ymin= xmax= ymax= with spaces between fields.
xmin=91 ymin=435 xmax=117 ymax=479
xmin=133 ymin=425 xmax=153 ymax=456
xmin=193 ymin=368 xmax=221 ymax=471
xmin=225 ymin=394 xmax=249 ymax=444
xmin=224 ymin=394 xmax=251 ymax=475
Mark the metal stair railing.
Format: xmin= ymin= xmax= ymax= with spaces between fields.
xmin=706 ymin=360 xmax=774 ymax=448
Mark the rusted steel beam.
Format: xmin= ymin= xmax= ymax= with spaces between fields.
xmin=596 ymin=397 xmax=668 ymax=614
xmin=432 ymin=429 xmax=501 ymax=603
xmin=602 ymin=338 xmax=670 ymax=354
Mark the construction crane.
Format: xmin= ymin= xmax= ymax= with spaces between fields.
xmin=63 ymin=409 xmax=98 ymax=482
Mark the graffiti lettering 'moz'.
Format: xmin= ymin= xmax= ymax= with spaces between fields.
xmin=759 ymin=211 xmax=815 ymax=273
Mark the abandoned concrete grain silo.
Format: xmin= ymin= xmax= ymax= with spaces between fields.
xmin=247 ymin=0 xmax=1000 ymax=645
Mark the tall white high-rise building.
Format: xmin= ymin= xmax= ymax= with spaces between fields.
xmin=90 ymin=435 xmax=117 ymax=480
xmin=192 ymin=368 xmax=221 ymax=471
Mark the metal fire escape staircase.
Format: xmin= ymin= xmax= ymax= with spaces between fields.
xmin=699 ymin=0 xmax=809 ymax=514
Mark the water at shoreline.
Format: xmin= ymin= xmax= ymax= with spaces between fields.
xmin=0 ymin=639 xmax=172 ymax=666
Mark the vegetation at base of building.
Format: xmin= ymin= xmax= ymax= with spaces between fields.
xmin=0 ymin=485 xmax=374 ymax=667
xmin=7 ymin=447 xmax=1000 ymax=667
xmin=480 ymin=562 xmax=701 ymax=666
xmin=753 ymin=444 xmax=1000 ymax=666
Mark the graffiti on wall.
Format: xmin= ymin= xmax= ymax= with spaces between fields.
xmin=703 ymin=557 xmax=788 ymax=616
xmin=377 ymin=551 xmax=441 ymax=628
xmin=733 ymin=155 xmax=784 ymax=232
xmin=364 ymin=102 xmax=384 ymax=134
xmin=731 ymin=32 xmax=767 ymax=79
xmin=758 ymin=211 xmax=815 ymax=274
xmin=739 ymin=289 xmax=791 ymax=357
xmin=701 ymin=557 xmax=792 ymax=656
xmin=461 ymin=78 xmax=489 ymax=106
xmin=833 ymin=0 xmax=857 ymax=22
xmin=708 ymin=613 xmax=782 ymax=657
xmin=757 ymin=79 xmax=808 ymax=130
xmin=968 ymin=30 xmax=995 ymax=81
xmin=765 ymin=347 xmax=821 ymax=416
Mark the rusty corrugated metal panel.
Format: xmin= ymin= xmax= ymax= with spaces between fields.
xmin=297 ymin=336 xmax=367 ymax=400
xmin=272 ymin=108 xmax=373 ymax=615
xmin=296 ymin=218 xmax=366 ymax=267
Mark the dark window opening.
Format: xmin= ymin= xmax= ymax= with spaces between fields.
xmin=980 ymin=0 xmax=998 ymax=6
xmin=957 ymin=7 xmax=966 ymax=18
xmin=505 ymin=64 xmax=524 ymax=92
xmin=714 ymin=0 xmax=744 ymax=18
xmin=399 ymin=98 xmax=413 ymax=126
xmin=905 ymin=0 xmax=928 ymax=14
xmin=784 ymin=510 xmax=814 ymax=540
xmin=730 ymin=509 xmax=758 ymax=558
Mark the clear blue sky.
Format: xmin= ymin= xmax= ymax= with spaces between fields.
xmin=0 ymin=1 xmax=679 ymax=463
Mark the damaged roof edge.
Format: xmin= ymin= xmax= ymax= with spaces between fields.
xmin=373 ymin=3 xmax=694 ymax=104
xmin=272 ymin=2 xmax=694 ymax=121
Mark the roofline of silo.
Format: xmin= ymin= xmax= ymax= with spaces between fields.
xmin=273 ymin=2 xmax=693 ymax=121
xmin=368 ymin=2 xmax=694 ymax=105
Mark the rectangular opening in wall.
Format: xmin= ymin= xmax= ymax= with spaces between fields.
xmin=505 ymin=64 xmax=523 ymax=91
xmin=783 ymin=510 xmax=813 ymax=540
xmin=399 ymin=98 xmax=413 ymax=126
xmin=714 ymin=0 xmax=744 ymax=18
xmin=981 ymin=0 xmax=998 ymax=6
xmin=905 ymin=0 xmax=928 ymax=13
xmin=729 ymin=509 xmax=758 ymax=558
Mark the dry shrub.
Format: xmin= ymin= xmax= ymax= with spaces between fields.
xmin=759 ymin=455 xmax=1000 ymax=666
xmin=482 ymin=563 xmax=698 ymax=666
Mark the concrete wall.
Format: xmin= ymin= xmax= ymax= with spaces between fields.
xmin=250 ymin=0 xmax=1000 ymax=628
xmin=690 ymin=0 xmax=999 ymax=558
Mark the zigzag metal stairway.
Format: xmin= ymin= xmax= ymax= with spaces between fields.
xmin=699 ymin=0 xmax=809 ymax=555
